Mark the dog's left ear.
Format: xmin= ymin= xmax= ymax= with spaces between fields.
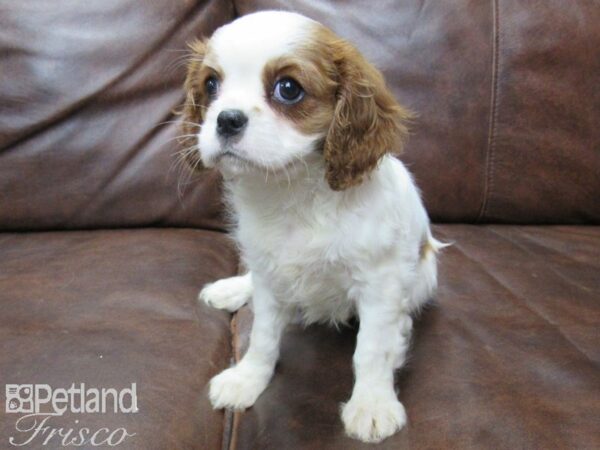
xmin=324 ymin=40 xmax=412 ymax=190
xmin=180 ymin=38 xmax=208 ymax=172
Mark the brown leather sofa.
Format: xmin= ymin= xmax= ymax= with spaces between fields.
xmin=1 ymin=1 xmax=598 ymax=449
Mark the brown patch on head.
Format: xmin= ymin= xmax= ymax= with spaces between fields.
xmin=262 ymin=55 xmax=337 ymax=137
xmin=180 ymin=38 xmax=222 ymax=172
xmin=299 ymin=25 xmax=413 ymax=190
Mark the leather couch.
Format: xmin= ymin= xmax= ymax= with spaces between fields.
xmin=1 ymin=1 xmax=598 ymax=449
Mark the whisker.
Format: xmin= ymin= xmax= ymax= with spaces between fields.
xmin=164 ymin=52 xmax=196 ymax=76
xmin=171 ymin=144 xmax=199 ymax=157
xmin=283 ymin=161 xmax=291 ymax=188
xmin=156 ymin=119 xmax=202 ymax=128
xmin=168 ymin=148 xmax=196 ymax=176
xmin=293 ymin=153 xmax=311 ymax=179
xmin=180 ymin=103 xmax=208 ymax=111
xmin=174 ymin=153 xmax=197 ymax=198
xmin=165 ymin=48 xmax=195 ymax=54
xmin=161 ymin=134 xmax=197 ymax=145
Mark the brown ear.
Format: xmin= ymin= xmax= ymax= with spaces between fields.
xmin=324 ymin=40 xmax=412 ymax=190
xmin=180 ymin=39 xmax=208 ymax=172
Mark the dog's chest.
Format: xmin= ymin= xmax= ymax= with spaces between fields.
xmin=238 ymin=208 xmax=357 ymax=319
xmin=242 ymin=212 xmax=345 ymax=277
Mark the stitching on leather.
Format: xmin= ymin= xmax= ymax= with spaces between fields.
xmin=220 ymin=311 xmax=238 ymax=450
xmin=478 ymin=0 xmax=500 ymax=222
xmin=228 ymin=409 xmax=240 ymax=450
xmin=225 ymin=311 xmax=242 ymax=450
xmin=221 ymin=406 xmax=234 ymax=450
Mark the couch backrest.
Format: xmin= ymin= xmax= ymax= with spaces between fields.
xmin=0 ymin=0 xmax=233 ymax=231
xmin=1 ymin=0 xmax=598 ymax=229
xmin=237 ymin=0 xmax=600 ymax=224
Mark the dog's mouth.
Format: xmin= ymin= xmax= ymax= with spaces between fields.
xmin=213 ymin=147 xmax=304 ymax=179
xmin=216 ymin=150 xmax=254 ymax=165
xmin=214 ymin=149 xmax=263 ymax=172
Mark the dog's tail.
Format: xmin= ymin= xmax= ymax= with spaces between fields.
xmin=408 ymin=232 xmax=452 ymax=311
xmin=420 ymin=233 xmax=452 ymax=261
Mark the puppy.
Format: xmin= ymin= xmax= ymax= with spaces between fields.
xmin=182 ymin=11 xmax=444 ymax=443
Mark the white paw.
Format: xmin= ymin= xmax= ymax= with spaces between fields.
xmin=341 ymin=392 xmax=407 ymax=443
xmin=208 ymin=366 xmax=269 ymax=410
xmin=199 ymin=275 xmax=252 ymax=312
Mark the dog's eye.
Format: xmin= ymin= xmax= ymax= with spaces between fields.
xmin=273 ymin=77 xmax=304 ymax=104
xmin=205 ymin=76 xmax=219 ymax=98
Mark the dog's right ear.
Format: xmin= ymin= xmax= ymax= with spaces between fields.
xmin=180 ymin=38 xmax=208 ymax=172
xmin=323 ymin=37 xmax=411 ymax=191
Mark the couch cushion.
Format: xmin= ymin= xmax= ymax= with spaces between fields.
xmin=229 ymin=225 xmax=600 ymax=449
xmin=0 ymin=0 xmax=234 ymax=231
xmin=0 ymin=229 xmax=238 ymax=449
xmin=235 ymin=1 xmax=600 ymax=224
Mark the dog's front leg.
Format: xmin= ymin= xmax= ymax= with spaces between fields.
xmin=341 ymin=295 xmax=412 ymax=443
xmin=209 ymin=274 xmax=290 ymax=410
xmin=199 ymin=272 xmax=253 ymax=312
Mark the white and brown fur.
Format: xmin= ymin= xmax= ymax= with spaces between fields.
xmin=182 ymin=11 xmax=445 ymax=443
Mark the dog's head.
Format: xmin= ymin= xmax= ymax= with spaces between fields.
xmin=183 ymin=11 xmax=411 ymax=190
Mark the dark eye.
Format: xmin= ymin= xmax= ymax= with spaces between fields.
xmin=273 ymin=77 xmax=304 ymax=104
xmin=205 ymin=76 xmax=219 ymax=97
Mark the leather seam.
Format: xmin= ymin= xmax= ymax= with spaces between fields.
xmin=221 ymin=402 xmax=234 ymax=450
xmin=226 ymin=312 xmax=241 ymax=450
xmin=220 ymin=312 xmax=238 ymax=450
xmin=478 ymin=0 xmax=500 ymax=222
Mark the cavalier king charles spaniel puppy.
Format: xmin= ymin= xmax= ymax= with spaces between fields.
xmin=182 ymin=11 xmax=445 ymax=443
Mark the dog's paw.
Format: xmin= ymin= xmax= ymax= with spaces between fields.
xmin=208 ymin=366 xmax=269 ymax=410
xmin=341 ymin=392 xmax=407 ymax=443
xmin=199 ymin=275 xmax=252 ymax=312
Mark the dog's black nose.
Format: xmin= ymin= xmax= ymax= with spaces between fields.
xmin=217 ymin=109 xmax=248 ymax=138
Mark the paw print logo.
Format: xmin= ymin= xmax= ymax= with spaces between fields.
xmin=7 ymin=399 xmax=19 ymax=411
xmin=5 ymin=385 xmax=34 ymax=413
